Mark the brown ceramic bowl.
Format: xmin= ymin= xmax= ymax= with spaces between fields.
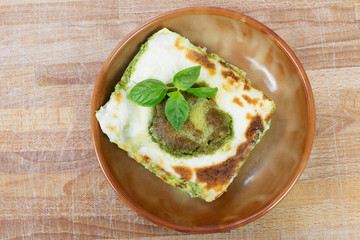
xmin=91 ymin=7 xmax=315 ymax=233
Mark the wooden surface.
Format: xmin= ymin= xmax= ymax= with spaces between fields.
xmin=0 ymin=0 xmax=359 ymax=239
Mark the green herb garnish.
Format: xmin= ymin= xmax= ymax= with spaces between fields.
xmin=185 ymin=87 xmax=218 ymax=98
xmin=126 ymin=79 xmax=168 ymax=107
xmin=165 ymin=91 xmax=189 ymax=131
xmin=127 ymin=66 xmax=218 ymax=131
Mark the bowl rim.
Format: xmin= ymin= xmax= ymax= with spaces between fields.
xmin=91 ymin=6 xmax=316 ymax=233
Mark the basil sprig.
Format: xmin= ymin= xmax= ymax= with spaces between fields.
xmin=127 ymin=66 xmax=218 ymax=131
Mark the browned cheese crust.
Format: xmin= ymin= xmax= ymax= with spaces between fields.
xmin=194 ymin=115 xmax=265 ymax=190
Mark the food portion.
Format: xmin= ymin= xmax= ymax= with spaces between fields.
xmin=96 ymin=28 xmax=275 ymax=202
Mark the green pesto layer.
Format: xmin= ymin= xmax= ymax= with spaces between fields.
xmin=148 ymin=86 xmax=233 ymax=157
xmin=115 ymin=37 xmax=150 ymax=91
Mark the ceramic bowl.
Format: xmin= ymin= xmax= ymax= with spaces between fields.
xmin=91 ymin=7 xmax=315 ymax=233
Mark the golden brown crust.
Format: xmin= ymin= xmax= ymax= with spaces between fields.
xmin=114 ymin=92 xmax=122 ymax=104
xmin=243 ymin=84 xmax=250 ymax=91
xmin=246 ymin=113 xmax=253 ymax=120
xmin=219 ymin=60 xmax=237 ymax=73
xmin=174 ymin=37 xmax=184 ymax=50
xmin=186 ymin=50 xmax=216 ymax=75
xmin=232 ymin=97 xmax=244 ymax=107
xmin=264 ymin=112 xmax=273 ymax=123
xmin=157 ymin=166 xmax=172 ymax=177
xmin=242 ymin=94 xmax=259 ymax=105
xmin=143 ymin=155 xmax=151 ymax=164
xmin=222 ymin=83 xmax=232 ymax=92
xmin=221 ymin=70 xmax=240 ymax=83
xmin=195 ymin=158 xmax=240 ymax=189
xmin=245 ymin=114 xmax=264 ymax=140
xmin=173 ymin=166 xmax=193 ymax=181
xmin=160 ymin=175 xmax=168 ymax=181
xmin=218 ymin=60 xmax=228 ymax=68
xmin=175 ymin=183 xmax=186 ymax=189
xmin=195 ymin=140 xmax=254 ymax=189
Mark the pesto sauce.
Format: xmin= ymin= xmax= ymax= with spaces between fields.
xmin=148 ymin=86 xmax=233 ymax=157
xmin=115 ymin=39 xmax=150 ymax=91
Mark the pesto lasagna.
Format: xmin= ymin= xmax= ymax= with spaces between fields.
xmin=96 ymin=28 xmax=275 ymax=202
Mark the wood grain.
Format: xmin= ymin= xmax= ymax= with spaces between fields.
xmin=0 ymin=0 xmax=359 ymax=239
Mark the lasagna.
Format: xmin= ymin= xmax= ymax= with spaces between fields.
xmin=96 ymin=28 xmax=275 ymax=202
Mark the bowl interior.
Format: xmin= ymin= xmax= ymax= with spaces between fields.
xmin=92 ymin=8 xmax=314 ymax=232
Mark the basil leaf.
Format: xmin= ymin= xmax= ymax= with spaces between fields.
xmin=165 ymin=91 xmax=189 ymax=131
xmin=186 ymin=87 xmax=218 ymax=98
xmin=127 ymin=79 xmax=168 ymax=107
xmin=173 ymin=65 xmax=201 ymax=91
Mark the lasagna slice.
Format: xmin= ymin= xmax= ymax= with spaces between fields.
xmin=96 ymin=28 xmax=275 ymax=202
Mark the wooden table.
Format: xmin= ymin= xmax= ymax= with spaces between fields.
xmin=1 ymin=1 xmax=359 ymax=239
